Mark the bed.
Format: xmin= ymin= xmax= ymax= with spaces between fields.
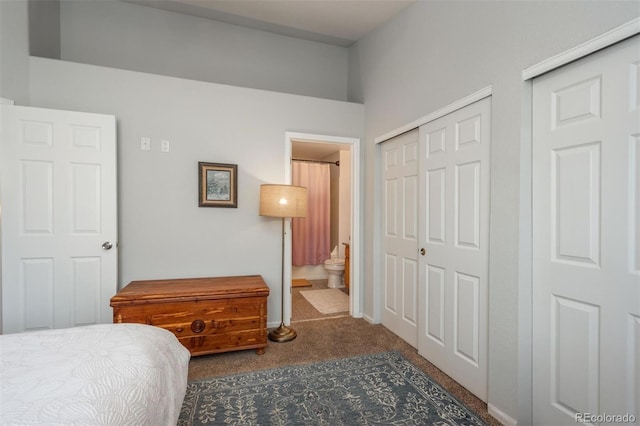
xmin=0 ymin=323 xmax=190 ymax=425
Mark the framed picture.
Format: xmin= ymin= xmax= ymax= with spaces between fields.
xmin=198 ymin=162 xmax=238 ymax=208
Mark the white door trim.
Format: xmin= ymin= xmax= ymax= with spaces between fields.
xmin=284 ymin=131 xmax=362 ymax=323
xmin=374 ymin=85 xmax=493 ymax=145
xmin=522 ymin=17 xmax=640 ymax=81
xmin=518 ymin=17 xmax=640 ymax=426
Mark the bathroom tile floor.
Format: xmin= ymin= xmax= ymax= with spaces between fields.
xmin=291 ymin=279 xmax=349 ymax=322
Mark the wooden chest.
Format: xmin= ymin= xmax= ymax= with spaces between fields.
xmin=110 ymin=275 xmax=270 ymax=356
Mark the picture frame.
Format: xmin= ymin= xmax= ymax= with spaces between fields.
xmin=198 ymin=162 xmax=238 ymax=208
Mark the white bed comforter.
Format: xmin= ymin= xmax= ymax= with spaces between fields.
xmin=0 ymin=323 xmax=190 ymax=425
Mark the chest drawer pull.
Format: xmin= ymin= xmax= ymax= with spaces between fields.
xmin=191 ymin=320 xmax=205 ymax=333
xmin=175 ymin=327 xmax=184 ymax=332
xmin=212 ymin=320 xmax=228 ymax=329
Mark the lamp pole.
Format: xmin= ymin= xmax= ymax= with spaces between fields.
xmin=268 ymin=217 xmax=297 ymax=342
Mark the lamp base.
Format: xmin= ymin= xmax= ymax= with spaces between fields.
xmin=268 ymin=323 xmax=297 ymax=342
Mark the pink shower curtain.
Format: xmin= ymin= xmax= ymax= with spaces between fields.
xmin=292 ymin=161 xmax=330 ymax=266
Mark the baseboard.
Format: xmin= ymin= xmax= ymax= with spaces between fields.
xmin=267 ymin=320 xmax=282 ymax=329
xmin=299 ymin=274 xmax=329 ymax=281
xmin=488 ymin=403 xmax=517 ymax=426
xmin=362 ymin=313 xmax=375 ymax=324
xmin=292 ymin=265 xmax=328 ymax=281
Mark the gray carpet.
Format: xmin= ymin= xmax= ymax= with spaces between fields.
xmin=178 ymin=351 xmax=487 ymax=425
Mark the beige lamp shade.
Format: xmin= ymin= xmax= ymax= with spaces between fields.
xmin=259 ymin=184 xmax=307 ymax=218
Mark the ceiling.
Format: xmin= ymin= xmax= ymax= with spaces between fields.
xmin=127 ymin=0 xmax=416 ymax=46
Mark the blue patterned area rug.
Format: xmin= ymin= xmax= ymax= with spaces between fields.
xmin=178 ymin=351 xmax=486 ymax=425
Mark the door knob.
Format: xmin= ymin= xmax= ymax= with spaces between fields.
xmin=420 ymin=248 xmax=426 ymax=256
xmin=102 ymin=241 xmax=113 ymax=250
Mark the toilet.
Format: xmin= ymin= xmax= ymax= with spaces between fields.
xmin=324 ymin=245 xmax=345 ymax=288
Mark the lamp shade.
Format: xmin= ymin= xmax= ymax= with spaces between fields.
xmin=259 ymin=184 xmax=307 ymax=218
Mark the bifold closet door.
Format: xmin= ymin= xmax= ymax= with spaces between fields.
xmin=417 ymin=97 xmax=491 ymax=402
xmin=381 ymin=129 xmax=420 ymax=347
xmin=532 ymin=35 xmax=640 ymax=424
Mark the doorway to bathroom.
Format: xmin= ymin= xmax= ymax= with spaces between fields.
xmin=284 ymin=132 xmax=361 ymax=324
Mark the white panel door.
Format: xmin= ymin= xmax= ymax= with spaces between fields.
xmin=0 ymin=105 xmax=117 ymax=333
xmin=417 ymin=97 xmax=491 ymax=402
xmin=533 ymin=35 xmax=640 ymax=425
xmin=381 ymin=129 xmax=420 ymax=346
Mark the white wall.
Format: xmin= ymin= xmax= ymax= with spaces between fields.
xmin=28 ymin=57 xmax=363 ymax=327
xmin=28 ymin=0 xmax=60 ymax=59
xmin=0 ymin=0 xmax=31 ymax=333
xmin=59 ymin=0 xmax=349 ymax=101
xmin=349 ymin=1 xmax=639 ymax=422
xmin=0 ymin=0 xmax=30 ymax=105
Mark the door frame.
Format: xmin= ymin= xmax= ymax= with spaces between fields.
xmin=518 ymin=17 xmax=640 ymax=426
xmin=0 ymin=97 xmax=9 ymax=331
xmin=283 ymin=131 xmax=362 ymax=322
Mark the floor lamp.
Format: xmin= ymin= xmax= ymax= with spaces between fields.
xmin=259 ymin=184 xmax=308 ymax=342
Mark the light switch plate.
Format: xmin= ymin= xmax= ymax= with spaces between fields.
xmin=161 ymin=140 xmax=170 ymax=152
xmin=140 ymin=137 xmax=151 ymax=151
